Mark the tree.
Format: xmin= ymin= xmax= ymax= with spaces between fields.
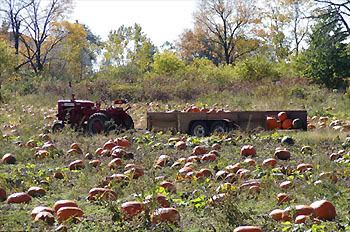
xmin=314 ymin=0 xmax=350 ymax=35
xmin=0 ymin=39 xmax=16 ymax=101
xmin=195 ymin=0 xmax=260 ymax=65
xmin=0 ymin=0 xmax=31 ymax=56
xmin=303 ymin=11 xmax=350 ymax=89
xmin=17 ymin=0 xmax=72 ymax=73
xmin=152 ymin=51 xmax=185 ymax=75
xmin=103 ymin=24 xmax=156 ymax=72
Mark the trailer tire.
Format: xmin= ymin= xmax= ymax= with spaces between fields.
xmin=190 ymin=121 xmax=209 ymax=137
xmin=210 ymin=121 xmax=228 ymax=134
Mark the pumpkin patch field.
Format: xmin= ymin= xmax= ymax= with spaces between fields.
xmin=0 ymin=97 xmax=350 ymax=231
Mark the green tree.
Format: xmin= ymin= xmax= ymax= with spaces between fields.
xmin=152 ymin=51 xmax=185 ymax=75
xmin=303 ymin=11 xmax=350 ymax=89
xmin=0 ymin=39 xmax=15 ymax=101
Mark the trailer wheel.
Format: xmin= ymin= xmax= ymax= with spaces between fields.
xmin=210 ymin=121 xmax=228 ymax=134
xmin=190 ymin=121 xmax=209 ymax=137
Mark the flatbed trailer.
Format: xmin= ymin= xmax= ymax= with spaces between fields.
xmin=147 ymin=110 xmax=307 ymax=136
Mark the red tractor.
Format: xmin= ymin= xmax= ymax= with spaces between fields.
xmin=52 ymin=96 xmax=134 ymax=134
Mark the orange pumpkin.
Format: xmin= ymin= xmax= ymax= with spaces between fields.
xmin=114 ymin=138 xmax=130 ymax=148
xmin=27 ymin=186 xmax=46 ymax=197
xmin=151 ymin=207 xmax=180 ymax=224
xmin=196 ymin=168 xmax=213 ymax=179
xmin=240 ymin=145 xmax=256 ymax=157
xmin=201 ymin=153 xmax=217 ymax=162
xmin=225 ymin=163 xmax=241 ymax=173
xmin=31 ymin=206 xmax=54 ymax=219
xmin=233 ymin=226 xmax=263 ymax=232
xmin=279 ymin=180 xmax=292 ymax=189
xmin=95 ymin=148 xmax=104 ymax=155
xmin=277 ymin=193 xmax=290 ymax=204
xmin=278 ymin=112 xmax=288 ymax=122
xmin=269 ymin=209 xmax=285 ymax=221
xmin=262 ymin=158 xmax=277 ymax=169
xmin=243 ymin=158 xmax=256 ymax=166
xmin=69 ymin=160 xmax=85 ymax=170
xmin=121 ymin=201 xmax=144 ymax=219
xmin=87 ymin=188 xmax=117 ymax=201
xmin=295 ymin=215 xmax=309 ymax=224
xmin=296 ymin=163 xmax=313 ymax=173
xmin=160 ymin=181 xmax=176 ymax=193
xmin=34 ymin=211 xmax=55 ymax=224
xmin=282 ymin=119 xmax=293 ymax=129
xmin=274 ymin=148 xmax=291 ymax=160
xmin=192 ymin=146 xmax=208 ymax=155
xmin=175 ymin=141 xmax=186 ymax=150
xmin=310 ymin=200 xmax=336 ymax=221
xmin=124 ymin=164 xmax=144 ymax=179
xmin=294 ymin=205 xmax=314 ymax=217
xmin=7 ymin=192 xmax=32 ymax=204
xmin=103 ymin=140 xmax=117 ymax=151
xmin=56 ymin=206 xmax=84 ymax=222
xmin=108 ymin=158 xmax=123 ymax=169
xmin=0 ymin=187 xmax=6 ymax=201
xmin=53 ymin=200 xmax=78 ymax=213
xmin=89 ymin=159 xmax=101 ymax=168
xmin=267 ymin=116 xmax=280 ymax=130
xmin=1 ymin=153 xmax=16 ymax=164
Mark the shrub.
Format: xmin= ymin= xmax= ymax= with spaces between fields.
xmin=152 ymin=51 xmax=186 ymax=75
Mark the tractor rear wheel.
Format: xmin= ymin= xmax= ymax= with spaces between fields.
xmin=87 ymin=113 xmax=109 ymax=134
xmin=123 ymin=115 xmax=134 ymax=130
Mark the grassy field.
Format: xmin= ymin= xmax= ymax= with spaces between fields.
xmin=0 ymin=90 xmax=349 ymax=231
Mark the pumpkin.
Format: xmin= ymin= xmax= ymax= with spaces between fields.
xmin=294 ymin=205 xmax=314 ymax=217
xmin=111 ymin=148 xmax=127 ymax=158
xmin=85 ymin=153 xmax=93 ymax=160
xmin=282 ymin=119 xmax=293 ymax=129
xmin=212 ymin=143 xmax=221 ymax=150
xmin=27 ymin=186 xmax=46 ymax=197
xmin=100 ymin=149 xmax=110 ymax=157
xmin=53 ymin=172 xmax=64 ymax=179
xmin=296 ymin=163 xmax=313 ymax=173
xmin=269 ymin=209 xmax=285 ymax=221
xmin=233 ymin=226 xmax=263 ymax=232
xmin=160 ymin=181 xmax=176 ymax=193
xmin=69 ymin=160 xmax=85 ymax=170
xmin=277 ymin=193 xmax=290 ymax=204
xmin=192 ymin=146 xmax=208 ymax=155
xmin=196 ymin=168 xmax=213 ymax=179
xmin=103 ymin=140 xmax=117 ymax=151
xmin=31 ymin=206 xmax=54 ymax=219
xmin=124 ymin=164 xmax=144 ymax=179
xmin=240 ymin=145 xmax=256 ymax=157
xmin=151 ymin=207 xmax=180 ymax=224
xmin=225 ymin=163 xmax=241 ymax=173
xmin=266 ymin=116 xmax=280 ymax=130
xmin=144 ymin=194 xmax=170 ymax=208
xmin=121 ymin=201 xmax=144 ymax=219
xmin=114 ymin=138 xmax=130 ymax=148
xmin=175 ymin=141 xmax=186 ymax=150
xmin=155 ymin=155 xmax=171 ymax=167
xmin=53 ymin=200 xmax=78 ymax=212
xmin=215 ymin=170 xmax=229 ymax=180
xmin=278 ymin=112 xmax=288 ymax=122
xmin=274 ymin=148 xmax=291 ymax=160
xmin=95 ymin=148 xmax=104 ymax=155
xmin=201 ymin=153 xmax=217 ymax=162
xmin=243 ymin=158 xmax=256 ymax=166
xmin=7 ymin=192 xmax=32 ymax=204
xmin=262 ymin=158 xmax=277 ymax=169
xmin=70 ymin=143 xmax=80 ymax=150
xmin=87 ymin=188 xmax=117 ymax=201
xmin=34 ymin=212 xmax=55 ymax=224
xmin=57 ymin=206 xmax=84 ymax=222
xmin=248 ymin=185 xmax=260 ymax=194
xmin=295 ymin=215 xmax=308 ymax=224
xmin=279 ymin=180 xmax=292 ymax=189
xmin=310 ymin=200 xmax=336 ymax=221
xmin=0 ymin=187 xmax=6 ymax=201
xmin=1 ymin=153 xmax=16 ymax=164
xmin=178 ymin=166 xmax=193 ymax=177
xmin=108 ymin=158 xmax=123 ymax=169
xmin=89 ymin=159 xmax=101 ymax=168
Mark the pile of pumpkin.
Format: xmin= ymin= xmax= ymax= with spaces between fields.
xmin=307 ymin=116 xmax=350 ymax=132
xmin=267 ymin=112 xmax=303 ymax=130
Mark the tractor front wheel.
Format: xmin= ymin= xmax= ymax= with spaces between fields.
xmin=87 ymin=113 xmax=108 ymax=135
xmin=52 ymin=122 xmax=64 ymax=133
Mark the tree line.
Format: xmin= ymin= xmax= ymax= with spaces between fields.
xmin=0 ymin=0 xmax=350 ymax=97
